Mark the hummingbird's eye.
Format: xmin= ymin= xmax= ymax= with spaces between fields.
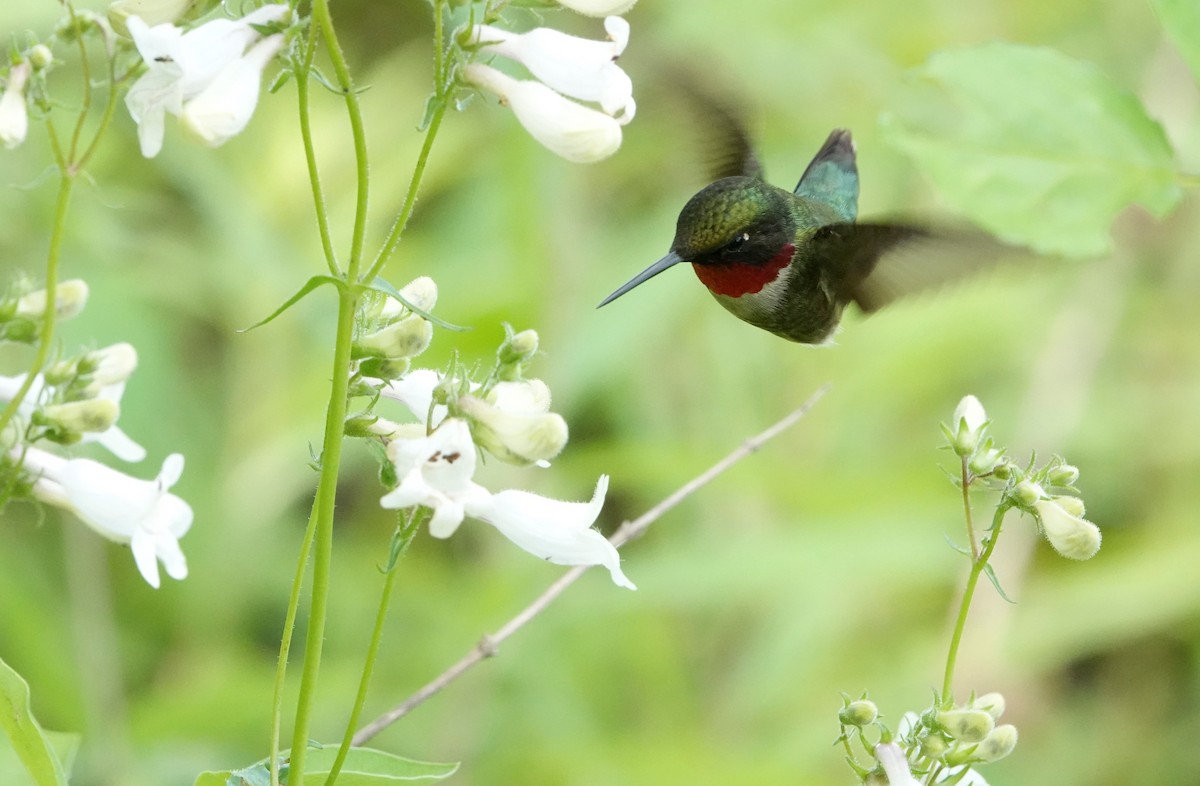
xmin=727 ymin=232 xmax=751 ymax=251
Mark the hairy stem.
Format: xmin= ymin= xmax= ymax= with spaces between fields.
xmin=296 ymin=20 xmax=340 ymax=276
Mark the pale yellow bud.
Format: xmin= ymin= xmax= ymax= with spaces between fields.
xmin=459 ymin=394 xmax=568 ymax=465
xmin=16 ymin=279 xmax=89 ymax=321
xmin=936 ymin=708 xmax=994 ymax=743
xmin=1034 ymin=498 xmax=1101 ymax=560
xmin=977 ymin=724 xmax=1018 ymax=762
xmin=43 ymin=398 xmax=119 ymax=434
xmin=354 ymin=317 xmax=433 ymax=360
xmin=972 ymin=692 xmax=1006 ymax=720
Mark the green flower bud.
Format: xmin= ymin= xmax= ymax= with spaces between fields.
xmin=358 ymin=356 xmax=411 ymax=381
xmin=344 ymin=413 xmax=379 ymax=439
xmin=949 ymin=395 xmax=986 ymax=456
xmin=459 ymin=393 xmax=568 ymax=465
xmin=977 ymin=724 xmax=1018 ymax=762
xmin=1047 ymin=463 xmax=1080 ymax=486
xmin=936 ymin=708 xmax=994 ymax=743
xmin=918 ymin=732 xmax=949 ymax=759
xmin=1 ymin=320 xmax=37 ymax=343
xmin=499 ymin=328 xmax=540 ymax=365
xmin=838 ymin=699 xmax=879 ymax=727
xmin=972 ymin=692 xmax=1005 ymax=720
xmin=968 ymin=444 xmax=1004 ymax=475
xmin=1034 ymin=497 xmax=1101 ymax=560
xmin=42 ymin=398 xmax=119 ymax=434
xmin=353 ymin=317 xmax=433 ymax=360
xmin=991 ymin=460 xmax=1015 ymax=481
xmin=1013 ymin=479 xmax=1044 ymax=508
xmin=79 ymin=342 xmax=137 ymax=392
xmin=29 ymin=45 xmax=53 ymax=70
xmin=16 ymin=279 xmax=89 ymax=321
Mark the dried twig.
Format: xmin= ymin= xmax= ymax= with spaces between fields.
xmin=352 ymin=383 xmax=831 ymax=745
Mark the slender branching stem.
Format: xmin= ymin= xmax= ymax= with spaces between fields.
xmin=960 ymin=456 xmax=978 ymax=560
xmin=297 ymin=20 xmax=340 ymax=276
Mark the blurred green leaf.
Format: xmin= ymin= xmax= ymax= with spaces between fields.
xmin=0 ymin=658 xmax=72 ymax=786
xmin=238 ymin=275 xmax=345 ymax=334
xmin=196 ymin=747 xmax=459 ymax=785
xmin=366 ymin=276 xmax=470 ymax=332
xmin=1155 ymin=0 xmax=1200 ymax=81
xmin=881 ymin=42 xmax=1180 ymax=257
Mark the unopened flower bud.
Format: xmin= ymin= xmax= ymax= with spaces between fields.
xmin=80 ymin=342 xmax=138 ymax=389
xmin=1013 ymin=480 xmax=1044 ymax=508
xmin=936 ymin=708 xmax=994 ymax=743
xmin=839 ymin=699 xmax=879 ymax=727
xmin=42 ymin=398 xmax=119 ymax=434
xmin=991 ymin=460 xmax=1015 ymax=481
xmin=949 ymin=395 xmax=987 ymax=456
xmin=43 ymin=359 xmax=78 ymax=385
xmin=459 ymin=394 xmax=568 ymax=465
xmin=29 ymin=45 xmax=53 ymax=71
xmin=344 ymin=413 xmax=380 ymax=439
xmin=1047 ymin=464 xmax=1080 ymax=486
xmin=499 ymin=328 xmax=540 ymax=365
xmin=381 ymin=276 xmax=438 ymax=321
xmin=1052 ymin=495 xmax=1085 ymax=518
xmin=977 ymin=724 xmax=1018 ymax=762
xmin=972 ymin=692 xmax=1005 ymax=720
xmin=354 ymin=317 xmax=433 ymax=360
xmin=1034 ymin=497 xmax=1101 ymax=560
xmin=16 ymin=280 xmax=89 ymax=321
xmin=358 ymin=357 xmax=411 ymax=381
xmin=969 ymin=444 xmax=1004 ymax=475
xmin=919 ymin=732 xmax=949 ymax=759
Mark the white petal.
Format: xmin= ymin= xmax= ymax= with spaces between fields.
xmin=181 ymin=34 xmax=284 ymax=147
xmin=0 ymin=62 xmax=31 ymax=149
xmin=159 ymin=452 xmax=185 ymax=488
xmin=56 ymin=458 xmax=159 ymax=539
xmin=953 ymin=394 xmax=987 ymax=433
xmin=428 ymin=497 xmax=466 ymax=538
xmin=472 ymin=476 xmax=635 ymax=589
xmin=155 ymin=530 xmax=189 ymax=579
xmin=1033 ymin=498 xmax=1101 ymax=560
xmin=875 ymin=743 xmax=921 ymax=786
xmin=378 ymin=369 xmax=443 ymax=423
xmin=465 ymin=64 xmax=622 ymax=163
xmin=124 ymin=60 xmax=184 ymax=157
xmin=488 ymin=379 xmax=551 ymax=415
xmin=86 ymin=424 xmax=148 ymax=463
xmin=131 ymin=529 xmax=163 ymax=588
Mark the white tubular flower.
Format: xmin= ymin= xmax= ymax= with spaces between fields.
xmin=473 ymin=475 xmax=634 ymax=589
xmin=950 ymin=394 xmax=987 ymax=456
xmin=81 ymin=342 xmax=139 ymax=390
xmin=471 ymin=16 xmax=634 ymax=120
xmin=874 ymin=743 xmax=921 ymax=786
xmin=380 ymin=418 xmax=489 ymax=538
xmin=0 ymin=61 xmax=31 ymax=149
xmin=377 ymin=368 xmax=447 ymax=426
xmin=1034 ymin=497 xmax=1101 ymax=560
xmin=379 ymin=419 xmax=633 ymax=588
xmin=23 ymin=448 xmax=192 ymax=588
xmin=464 ymin=63 xmax=622 ymax=163
xmin=125 ymin=4 xmax=289 ymax=157
xmin=15 ymin=279 xmax=90 ymax=321
xmin=180 ymin=33 xmax=285 ymax=147
xmin=0 ymin=372 xmax=146 ymax=462
xmin=555 ymin=0 xmax=637 ymax=16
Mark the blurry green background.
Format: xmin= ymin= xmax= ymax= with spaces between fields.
xmin=3 ymin=0 xmax=1200 ymax=784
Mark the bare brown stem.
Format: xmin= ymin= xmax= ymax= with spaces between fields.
xmin=352 ymin=383 xmax=831 ymax=745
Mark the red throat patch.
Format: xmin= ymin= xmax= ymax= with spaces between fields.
xmin=691 ymin=244 xmax=795 ymax=298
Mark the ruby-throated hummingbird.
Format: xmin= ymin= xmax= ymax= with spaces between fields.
xmin=598 ymin=121 xmax=988 ymax=344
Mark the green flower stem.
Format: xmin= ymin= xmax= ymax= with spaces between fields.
xmin=75 ymin=60 xmax=127 ymax=173
xmin=940 ymin=504 xmax=1008 ymax=706
xmin=324 ymin=512 xmax=423 ymax=786
xmin=286 ymin=282 xmax=359 ymax=785
xmin=67 ymin=7 xmax=94 ymax=163
xmin=296 ymin=20 xmax=340 ymax=276
xmin=960 ymin=456 xmax=978 ymax=561
xmin=313 ymin=0 xmax=371 ymax=272
xmin=0 ymin=173 xmax=74 ymax=437
xmin=363 ymin=0 xmax=449 ymax=284
xmin=268 ymin=501 xmax=320 ymax=786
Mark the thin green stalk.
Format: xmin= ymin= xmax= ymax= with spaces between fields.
xmin=363 ymin=100 xmax=448 ymax=284
xmin=268 ymin=502 xmax=322 ymax=786
xmin=323 ymin=512 xmax=422 ymax=786
xmin=297 ymin=20 xmax=340 ymax=276
xmin=75 ymin=59 xmax=126 ymax=173
xmin=0 ymin=174 xmax=74 ymax=436
xmin=940 ymin=505 xmax=1008 ymax=705
xmin=960 ymin=456 xmax=978 ymax=560
xmin=312 ymin=0 xmax=371 ymax=271
xmin=286 ymin=283 xmax=359 ymax=785
xmin=363 ymin=0 xmax=449 ymax=283
xmin=66 ymin=4 xmax=93 ymax=163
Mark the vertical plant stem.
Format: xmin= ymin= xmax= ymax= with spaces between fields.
xmin=960 ymin=456 xmax=978 ymax=560
xmin=296 ymin=21 xmax=340 ymax=276
xmin=940 ymin=505 xmax=1008 ymax=705
xmin=268 ymin=502 xmax=321 ymax=786
xmin=0 ymin=174 xmax=74 ymax=436
xmin=286 ymin=283 xmax=359 ymax=784
xmin=323 ymin=513 xmax=422 ymax=786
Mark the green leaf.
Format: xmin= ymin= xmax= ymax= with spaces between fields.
xmin=196 ymin=747 xmax=459 ymax=785
xmin=0 ymin=658 xmax=71 ymax=786
xmin=1155 ymin=0 xmax=1200 ymax=82
xmin=365 ymin=277 xmax=470 ymax=332
xmin=881 ymin=42 xmax=1180 ymax=257
xmin=238 ymin=275 xmax=346 ymax=333
xmin=982 ymin=563 xmax=1017 ymax=604
xmin=942 ymin=533 xmax=972 ymax=557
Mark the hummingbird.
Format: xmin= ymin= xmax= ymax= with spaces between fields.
xmin=597 ymin=109 xmax=993 ymax=344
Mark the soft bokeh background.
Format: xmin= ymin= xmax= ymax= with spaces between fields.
xmin=3 ymin=0 xmax=1199 ymax=784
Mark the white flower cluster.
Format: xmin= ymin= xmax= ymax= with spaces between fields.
xmin=948 ymin=394 xmax=1101 ymax=561
xmin=465 ymin=2 xmax=638 ymax=163
xmin=2 ymin=282 xmax=192 ymax=589
xmin=354 ymin=277 xmax=634 ymax=589
xmin=122 ymin=3 xmax=291 ymax=157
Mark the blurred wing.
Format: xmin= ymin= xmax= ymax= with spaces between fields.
xmin=794 ymin=129 xmax=859 ymax=222
xmin=811 ymin=222 xmax=1014 ymax=313
xmin=667 ymin=70 xmax=765 ymax=181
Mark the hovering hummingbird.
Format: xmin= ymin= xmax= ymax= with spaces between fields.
xmin=598 ymin=109 xmax=994 ymax=344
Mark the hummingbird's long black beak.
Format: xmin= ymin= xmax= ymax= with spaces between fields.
xmin=597 ymin=251 xmax=684 ymax=308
